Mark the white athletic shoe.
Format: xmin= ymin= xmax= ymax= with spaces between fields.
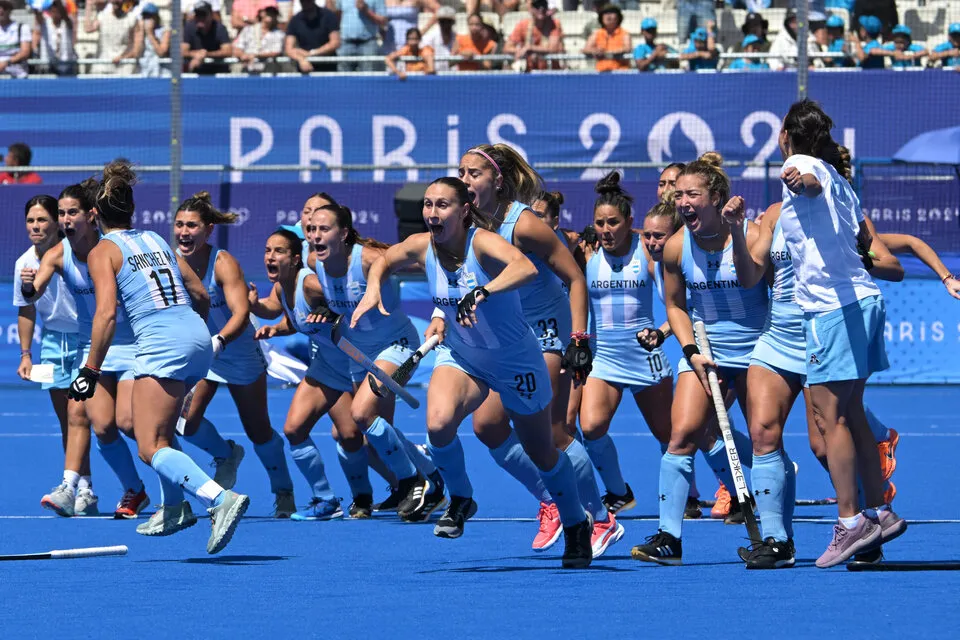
xmin=74 ymin=488 xmax=100 ymax=516
xmin=136 ymin=502 xmax=198 ymax=537
xmin=41 ymin=483 xmax=75 ymax=517
xmin=212 ymin=440 xmax=245 ymax=490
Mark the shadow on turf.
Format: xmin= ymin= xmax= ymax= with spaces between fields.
xmin=416 ymin=554 xmax=748 ymax=573
xmin=139 ymin=555 xmax=289 ymax=565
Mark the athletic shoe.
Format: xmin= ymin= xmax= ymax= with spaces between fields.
xmin=683 ymin=496 xmax=702 ymax=520
xmin=561 ymin=516 xmax=593 ymax=569
xmin=815 ymin=517 xmax=882 ymax=568
xmin=206 ymin=490 xmax=250 ymax=554
xmin=711 ymin=485 xmax=731 ymax=519
xmin=876 ymin=508 xmax=907 ymax=543
xmin=631 ymin=530 xmax=682 ymax=566
xmin=877 ymin=427 xmax=899 ymax=481
xmin=724 ymin=495 xmax=755 ymax=525
xmin=74 ymin=488 xmax=99 ymax=517
xmin=433 ymin=496 xmax=478 ymax=539
xmin=348 ymin=494 xmax=374 ymax=519
xmin=114 ymin=488 xmax=150 ymax=519
xmin=853 ymin=547 xmax=884 ymax=564
xmin=591 ymin=512 xmax=625 ymax=558
xmin=272 ymin=490 xmax=296 ymax=518
xmin=601 ymin=483 xmax=636 ymax=514
xmin=745 ymin=537 xmax=796 ymax=570
xmin=532 ymin=502 xmax=562 ymax=552
xmin=136 ymin=502 xmax=198 ymax=537
xmin=212 ymin=440 xmax=245 ymax=490
xmin=41 ymin=483 xmax=75 ymax=517
xmin=373 ymin=486 xmax=401 ymax=512
xmin=396 ymin=474 xmax=427 ymax=520
xmin=290 ymin=497 xmax=343 ymax=521
xmin=883 ymin=480 xmax=897 ymax=505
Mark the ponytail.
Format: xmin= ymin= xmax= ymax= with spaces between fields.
xmin=466 ymin=143 xmax=543 ymax=206
xmin=177 ymin=191 xmax=239 ymax=225
xmin=95 ymin=160 xmax=138 ymax=228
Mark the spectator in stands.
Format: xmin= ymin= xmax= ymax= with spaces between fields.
xmin=331 ymin=0 xmax=386 ymax=72
xmin=385 ymin=26 xmax=434 ymax=79
xmin=929 ymin=23 xmax=960 ymax=69
xmin=184 ymin=0 xmax=223 ymax=22
xmin=820 ymin=14 xmax=853 ymax=67
xmin=231 ymin=0 xmax=278 ymax=33
xmin=0 ymin=0 xmax=32 ymax=78
xmin=852 ymin=0 xmax=897 ymax=41
xmin=679 ymin=25 xmax=717 ymax=71
xmin=583 ymin=4 xmax=631 ymax=72
xmin=382 ymin=0 xmax=440 ymax=55
xmin=456 ymin=11 xmax=495 ymax=71
xmin=423 ymin=5 xmax=456 ymax=71
xmin=31 ymin=0 xmax=78 ymax=76
xmin=134 ymin=3 xmax=170 ymax=77
xmin=84 ymin=0 xmax=138 ymax=75
xmin=465 ymin=0 xmax=519 ymax=19
xmin=882 ymin=24 xmax=926 ymax=68
xmin=0 ymin=143 xmax=42 ymax=185
xmin=849 ymin=13 xmax=884 ymax=68
xmin=677 ymin=0 xmax=715 ymax=44
xmin=727 ymin=34 xmax=769 ymax=70
xmin=768 ymin=8 xmax=818 ymax=71
xmin=284 ymin=0 xmax=340 ymax=72
xmin=235 ymin=5 xmax=285 ymax=73
xmin=504 ymin=0 xmax=563 ymax=72
xmin=634 ymin=18 xmax=674 ymax=72
xmin=182 ymin=1 xmax=232 ymax=74
xmin=740 ymin=11 xmax=769 ymax=53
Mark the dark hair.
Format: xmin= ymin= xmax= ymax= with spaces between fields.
xmin=59 ymin=178 xmax=98 ymax=211
xmin=662 ymin=162 xmax=686 ymax=174
xmin=597 ymin=3 xmax=623 ymax=24
xmin=269 ymin=229 xmax=304 ymax=270
xmin=406 ymin=27 xmax=421 ymax=39
xmin=315 ymin=203 xmax=390 ymax=250
xmin=95 ymin=160 xmax=137 ymax=228
xmin=24 ymin=195 xmax=58 ymax=220
xmin=677 ymin=151 xmax=729 ymax=209
xmin=833 ymin=145 xmax=853 ymax=184
xmin=466 ymin=143 xmax=543 ymax=207
xmin=427 ymin=177 xmax=492 ymax=232
xmin=534 ymin=190 xmax=564 ymax=221
xmin=305 ymin=191 xmax=339 ymax=207
xmin=593 ymin=171 xmax=634 ymax=220
xmin=177 ymin=191 xmax=238 ymax=225
xmin=782 ymin=99 xmax=835 ymax=159
xmin=8 ymin=142 xmax=32 ymax=167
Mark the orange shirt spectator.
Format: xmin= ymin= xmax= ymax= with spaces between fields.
xmin=456 ymin=12 xmax=495 ymax=71
xmin=584 ymin=5 xmax=632 ymax=72
xmin=386 ymin=27 xmax=434 ymax=79
xmin=504 ymin=0 xmax=562 ymax=71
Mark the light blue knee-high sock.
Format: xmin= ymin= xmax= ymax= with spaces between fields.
xmin=489 ymin=430 xmax=551 ymax=503
xmin=732 ymin=427 xmax=753 ymax=470
xmin=364 ymin=417 xmax=418 ymax=481
xmin=337 ymin=443 xmax=373 ymax=498
xmin=782 ymin=448 xmax=796 ymax=540
xmin=538 ymin=452 xmax=585 ymax=527
xmin=659 ymin=453 xmax=694 ymax=538
xmin=662 ymin=442 xmax=699 ymax=499
xmin=865 ymin=406 xmax=890 ymax=443
xmin=705 ymin=438 xmax=750 ymax=499
xmin=751 ymin=450 xmax=788 ymax=542
xmin=158 ymin=438 xmax=185 ymax=506
xmin=394 ymin=429 xmax=437 ymax=476
xmin=564 ymin=439 xmax=607 ymax=522
xmin=184 ymin=418 xmax=231 ymax=459
xmin=96 ymin=436 xmax=143 ymax=494
xmin=427 ymin=437 xmax=473 ymax=498
xmin=289 ymin=439 xmax=335 ymax=501
xmin=583 ymin=433 xmax=628 ymax=496
xmin=252 ymin=431 xmax=294 ymax=493
xmin=151 ymin=447 xmax=224 ymax=508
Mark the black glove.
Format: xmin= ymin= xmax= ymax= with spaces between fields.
xmin=309 ymin=299 xmax=342 ymax=323
xmin=637 ymin=328 xmax=665 ymax=351
xmin=20 ymin=282 xmax=36 ymax=300
xmin=456 ymin=286 xmax=489 ymax=324
xmin=857 ymin=239 xmax=875 ymax=271
xmin=580 ymin=225 xmax=598 ymax=247
xmin=68 ymin=366 xmax=100 ymax=401
xmin=562 ymin=336 xmax=593 ymax=383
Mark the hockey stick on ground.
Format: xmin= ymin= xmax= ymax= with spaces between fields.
xmin=0 ymin=545 xmax=128 ymax=561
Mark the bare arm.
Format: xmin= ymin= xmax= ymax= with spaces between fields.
xmin=176 ymin=253 xmax=210 ymax=319
xmin=662 ymin=233 xmax=693 ymax=352
xmin=351 ymin=234 xmax=428 ymax=327
xmin=213 ymin=251 xmax=252 ymax=344
xmin=860 ymin=217 xmax=903 ymax=283
xmin=880 ymin=233 xmax=954 ymax=283
xmin=22 ymin=244 xmax=63 ymax=301
xmin=725 ymin=198 xmax=774 ymax=289
xmin=473 ymin=228 xmax=538 ymax=295
xmin=83 ymin=243 xmax=120 ymax=371
xmin=17 ymin=306 xmax=36 ymax=380
xmin=249 ymin=281 xmax=284 ymax=319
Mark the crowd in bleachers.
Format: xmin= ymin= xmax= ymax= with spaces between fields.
xmin=0 ymin=0 xmax=958 ymax=76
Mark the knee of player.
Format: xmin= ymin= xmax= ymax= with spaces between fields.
xmin=425 ymin=408 xmax=457 ymax=437
xmin=748 ymin=417 xmax=784 ymax=451
xmin=137 ymin=442 xmax=159 ymax=465
xmin=350 ymin=404 xmax=378 ymax=432
xmin=283 ymin=423 xmax=309 ymax=445
xmin=579 ymin=418 xmax=610 ymax=441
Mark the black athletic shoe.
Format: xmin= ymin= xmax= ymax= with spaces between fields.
xmin=561 ymin=517 xmax=593 ymax=569
xmin=402 ymin=472 xmax=447 ymax=522
xmin=433 ymin=496 xmax=478 ymax=539
xmin=631 ymin=530 xmax=682 ymax=566
xmin=684 ymin=496 xmax=703 ymax=520
xmin=724 ymin=496 xmax=757 ymax=525
xmin=853 ymin=546 xmax=884 ymax=564
xmin=348 ymin=494 xmax=373 ymax=519
xmin=396 ymin=474 xmax=428 ymax=520
xmin=601 ymin=483 xmax=637 ymax=514
xmin=373 ymin=486 xmax=401 ymax=512
xmin=745 ymin=537 xmax=796 ymax=570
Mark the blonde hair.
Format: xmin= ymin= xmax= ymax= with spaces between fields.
xmin=645 ymin=191 xmax=682 ymax=231
xmin=677 ymin=151 xmax=730 ymax=208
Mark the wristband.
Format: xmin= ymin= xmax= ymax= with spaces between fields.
xmin=20 ymin=350 xmax=31 ymax=357
xmin=682 ymin=344 xmax=700 ymax=361
xmin=943 ymin=274 xmax=955 ymax=283
xmin=570 ymin=331 xmax=592 ymax=342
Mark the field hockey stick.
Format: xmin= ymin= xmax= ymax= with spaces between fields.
xmin=330 ymin=317 xmax=421 ymax=409
xmin=175 ymin=385 xmax=197 ymax=436
xmin=369 ymin=334 xmax=441 ymax=398
xmin=693 ymin=320 xmax=762 ymax=545
xmin=0 ymin=545 xmax=128 ymax=561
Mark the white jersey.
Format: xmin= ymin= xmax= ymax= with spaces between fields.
xmin=13 ymin=246 xmax=79 ymax=334
xmin=778 ymin=154 xmax=880 ymax=313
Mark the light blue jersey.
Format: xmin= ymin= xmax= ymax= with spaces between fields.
xmin=678 ymin=223 xmax=768 ymax=373
xmin=60 ymin=236 xmax=137 ymax=378
xmin=586 ymin=233 xmax=671 ymax=391
xmin=194 ymin=248 xmax=266 ymax=386
xmin=102 ymin=229 xmax=211 ymax=383
xmin=426 ymin=228 xmax=551 ymax=415
xmin=751 ymin=217 xmax=806 ymax=379
xmin=314 ymin=242 xmax=418 ymax=380
xmin=278 ymin=268 xmax=353 ymax=392
xmin=497 ymin=201 xmax=572 ymax=353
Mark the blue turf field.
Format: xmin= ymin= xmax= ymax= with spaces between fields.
xmin=2 ymin=384 xmax=959 ymax=639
